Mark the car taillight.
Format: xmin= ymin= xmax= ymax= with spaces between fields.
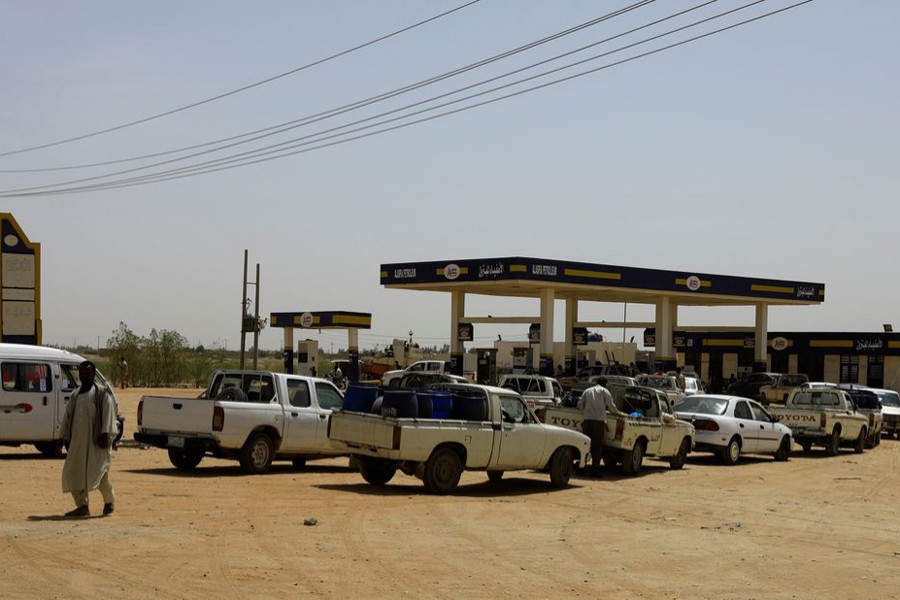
xmin=212 ymin=406 xmax=225 ymax=432
xmin=392 ymin=424 xmax=402 ymax=450
xmin=615 ymin=419 xmax=625 ymax=440
xmin=693 ymin=419 xmax=720 ymax=432
xmin=820 ymin=413 xmax=826 ymax=429
xmin=137 ymin=399 xmax=143 ymax=427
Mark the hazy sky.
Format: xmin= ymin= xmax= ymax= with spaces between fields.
xmin=2 ymin=0 xmax=897 ymax=353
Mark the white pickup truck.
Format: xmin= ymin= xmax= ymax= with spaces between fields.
xmin=381 ymin=360 xmax=451 ymax=387
xmin=497 ymin=374 xmax=565 ymax=407
xmin=771 ymin=387 xmax=869 ymax=455
xmin=134 ymin=370 xmax=346 ymax=474
xmin=327 ymin=383 xmax=590 ymax=494
xmin=535 ymin=385 xmax=694 ymax=475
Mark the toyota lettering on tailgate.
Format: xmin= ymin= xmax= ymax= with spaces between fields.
xmin=548 ymin=415 xmax=582 ymax=429
xmin=779 ymin=413 xmax=818 ymax=423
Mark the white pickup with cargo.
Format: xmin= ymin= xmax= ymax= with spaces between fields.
xmin=535 ymin=385 xmax=694 ymax=475
xmin=327 ymin=383 xmax=590 ymax=494
xmin=771 ymin=387 xmax=868 ymax=455
xmin=134 ymin=370 xmax=345 ymax=473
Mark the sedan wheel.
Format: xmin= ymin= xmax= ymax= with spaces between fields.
xmin=720 ymin=437 xmax=741 ymax=465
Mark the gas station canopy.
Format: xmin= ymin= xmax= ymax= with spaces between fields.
xmin=380 ymin=257 xmax=824 ymax=306
xmin=380 ymin=256 xmax=825 ymax=376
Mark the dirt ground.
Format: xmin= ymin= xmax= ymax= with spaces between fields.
xmin=2 ymin=387 xmax=899 ymax=599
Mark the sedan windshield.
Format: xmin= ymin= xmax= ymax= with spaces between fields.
xmin=674 ymin=396 xmax=729 ymax=415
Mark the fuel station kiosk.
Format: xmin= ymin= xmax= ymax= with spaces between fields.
xmin=269 ymin=311 xmax=372 ymax=382
xmin=380 ymin=257 xmax=825 ymax=377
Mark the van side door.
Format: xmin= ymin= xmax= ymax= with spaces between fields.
xmin=0 ymin=359 xmax=56 ymax=441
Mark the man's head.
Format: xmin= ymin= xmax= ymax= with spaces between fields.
xmin=78 ymin=360 xmax=96 ymax=386
xmin=676 ymin=367 xmax=683 ymax=374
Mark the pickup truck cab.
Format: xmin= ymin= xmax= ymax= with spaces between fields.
xmin=635 ymin=374 xmax=683 ymax=406
xmin=0 ymin=343 xmax=122 ymax=457
xmin=840 ymin=386 xmax=883 ymax=448
xmin=497 ymin=374 xmax=565 ymax=407
xmin=381 ymin=360 xmax=451 ymax=387
xmin=135 ymin=370 xmax=346 ymax=473
xmin=535 ymin=385 xmax=694 ymax=475
xmin=869 ymin=388 xmax=900 ymax=439
xmin=758 ymin=373 xmax=809 ymax=405
xmin=771 ymin=387 xmax=869 ymax=455
xmin=328 ymin=383 xmax=590 ymax=494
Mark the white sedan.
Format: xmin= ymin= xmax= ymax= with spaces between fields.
xmin=673 ymin=394 xmax=793 ymax=465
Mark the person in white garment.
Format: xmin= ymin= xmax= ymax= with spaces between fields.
xmin=60 ymin=361 xmax=118 ymax=517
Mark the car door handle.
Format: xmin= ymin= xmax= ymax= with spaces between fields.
xmin=739 ymin=423 xmax=745 ymax=428
xmin=319 ymin=414 xmax=327 ymax=420
xmin=291 ymin=412 xmax=299 ymax=417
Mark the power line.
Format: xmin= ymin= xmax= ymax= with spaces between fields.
xmin=0 ymin=0 xmax=481 ymax=158
xmin=0 ymin=0 xmax=814 ymax=198
xmin=0 ymin=0 xmax=655 ymax=173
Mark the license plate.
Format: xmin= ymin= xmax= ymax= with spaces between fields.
xmin=167 ymin=436 xmax=185 ymax=448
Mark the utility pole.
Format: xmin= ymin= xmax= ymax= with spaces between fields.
xmin=239 ymin=250 xmax=249 ymax=369
xmin=238 ymin=250 xmax=262 ymax=369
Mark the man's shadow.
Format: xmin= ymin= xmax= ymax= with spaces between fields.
xmin=27 ymin=514 xmax=108 ymax=521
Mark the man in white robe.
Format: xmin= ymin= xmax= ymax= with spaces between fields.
xmin=60 ymin=361 xmax=118 ymax=517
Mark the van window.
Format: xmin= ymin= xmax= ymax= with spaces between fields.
xmin=60 ymin=364 xmax=80 ymax=391
xmin=1 ymin=362 xmax=52 ymax=392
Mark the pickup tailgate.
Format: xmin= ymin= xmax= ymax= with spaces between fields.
xmin=329 ymin=411 xmax=398 ymax=450
xmin=140 ymin=395 xmax=215 ymax=435
xmin=772 ymin=408 xmax=822 ymax=434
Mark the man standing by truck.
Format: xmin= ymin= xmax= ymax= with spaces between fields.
xmin=60 ymin=361 xmax=118 ymax=517
xmin=577 ymin=378 xmax=615 ymax=476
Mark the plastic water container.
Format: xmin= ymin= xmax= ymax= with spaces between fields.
xmin=429 ymin=391 xmax=453 ymax=419
xmin=381 ymin=389 xmax=418 ymax=419
xmin=451 ymin=391 xmax=487 ymax=421
xmin=416 ymin=392 xmax=434 ymax=419
xmin=343 ymin=384 xmax=379 ymax=413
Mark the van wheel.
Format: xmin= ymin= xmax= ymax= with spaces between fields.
xmin=854 ymin=427 xmax=866 ymax=454
xmin=239 ymin=433 xmax=274 ymax=474
xmin=720 ymin=437 xmax=741 ymax=465
xmin=424 ymin=448 xmax=463 ymax=495
xmin=358 ymin=458 xmax=397 ymax=486
xmin=668 ymin=439 xmax=689 ymax=470
xmin=774 ymin=436 xmax=791 ymax=462
xmin=168 ymin=447 xmax=204 ymax=471
xmin=825 ymin=428 xmax=841 ymax=456
xmin=35 ymin=441 xmax=65 ymax=458
xmin=487 ymin=470 xmax=504 ymax=483
xmin=622 ymin=441 xmax=645 ymax=476
xmin=549 ymin=447 xmax=575 ymax=487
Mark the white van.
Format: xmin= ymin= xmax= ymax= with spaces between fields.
xmin=0 ymin=343 xmax=120 ymax=457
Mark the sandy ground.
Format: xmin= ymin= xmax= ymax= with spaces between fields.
xmin=2 ymin=387 xmax=899 ymax=599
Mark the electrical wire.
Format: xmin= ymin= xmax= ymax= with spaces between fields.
xmin=0 ymin=0 xmax=481 ymax=158
xmin=0 ymin=0 xmax=655 ymax=173
xmin=0 ymin=0 xmax=814 ymax=198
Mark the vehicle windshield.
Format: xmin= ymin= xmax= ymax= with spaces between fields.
xmin=673 ymin=395 xmax=728 ymax=415
xmin=642 ymin=376 xmax=673 ymax=389
xmin=875 ymin=390 xmax=900 ymax=407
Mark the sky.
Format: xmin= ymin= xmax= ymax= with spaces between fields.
xmin=2 ymin=0 xmax=898 ymax=354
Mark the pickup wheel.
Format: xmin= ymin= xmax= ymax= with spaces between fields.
xmin=168 ymin=447 xmax=204 ymax=471
xmin=239 ymin=432 xmax=274 ymax=474
xmin=854 ymin=427 xmax=867 ymax=454
xmin=622 ymin=441 xmax=645 ymax=476
xmin=358 ymin=458 xmax=397 ymax=486
xmin=487 ymin=470 xmax=504 ymax=483
xmin=759 ymin=394 xmax=768 ymax=406
xmin=720 ymin=436 xmax=741 ymax=465
xmin=423 ymin=448 xmax=463 ymax=495
xmin=668 ymin=439 xmax=689 ymax=470
xmin=774 ymin=436 xmax=791 ymax=462
xmin=35 ymin=441 xmax=65 ymax=458
xmin=549 ymin=447 xmax=575 ymax=487
xmin=825 ymin=427 xmax=841 ymax=457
